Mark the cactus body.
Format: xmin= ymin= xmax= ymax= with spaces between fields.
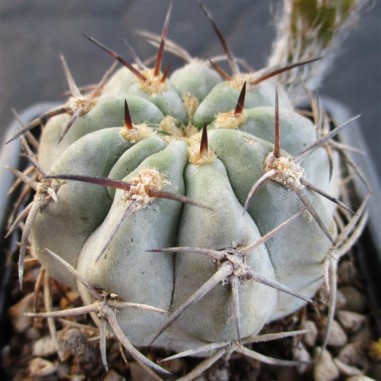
xmin=28 ymin=56 xmax=338 ymax=352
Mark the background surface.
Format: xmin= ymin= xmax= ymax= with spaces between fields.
xmin=0 ymin=0 xmax=380 ymax=170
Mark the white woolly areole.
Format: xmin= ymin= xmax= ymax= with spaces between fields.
xmin=36 ymin=179 xmax=61 ymax=204
xmin=138 ymin=68 xmax=169 ymax=95
xmin=159 ymin=116 xmax=184 ymax=138
xmin=183 ymin=93 xmax=200 ymax=120
xmin=125 ymin=168 xmax=166 ymax=207
xmin=214 ymin=109 xmax=248 ymax=130
xmin=264 ymin=152 xmax=305 ymax=190
xmin=187 ymin=132 xmax=216 ymax=165
xmin=227 ymin=73 xmax=253 ymax=90
xmin=67 ymin=96 xmax=96 ymax=115
xmin=120 ymin=123 xmax=153 ymax=143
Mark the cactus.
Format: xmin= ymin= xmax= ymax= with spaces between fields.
xmin=6 ymin=1 xmax=369 ymax=379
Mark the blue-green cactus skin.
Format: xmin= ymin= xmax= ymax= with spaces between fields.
xmin=31 ymin=61 xmax=338 ymax=351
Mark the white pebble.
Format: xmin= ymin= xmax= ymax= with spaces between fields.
xmin=313 ymin=347 xmax=340 ymax=381
xmin=337 ymin=311 xmax=366 ymax=333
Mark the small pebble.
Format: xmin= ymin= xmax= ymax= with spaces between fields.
xmin=56 ymin=362 xmax=70 ymax=378
xmin=321 ymin=319 xmax=348 ymax=347
xmin=313 ymin=347 xmax=340 ymax=381
xmin=58 ymin=328 xmax=87 ymax=357
xmin=70 ymin=376 xmax=85 ymax=381
xmin=29 ymin=357 xmax=57 ymax=377
xmin=352 ymin=325 xmax=372 ymax=343
xmin=8 ymin=293 xmax=34 ymax=333
xmin=334 ymin=358 xmax=363 ymax=376
xmin=340 ymin=287 xmax=366 ymax=312
xmin=338 ymin=260 xmax=358 ymax=284
xmin=337 ymin=311 xmax=366 ymax=333
xmin=293 ymin=341 xmax=311 ymax=374
xmin=336 ymin=289 xmax=348 ymax=310
xmin=130 ymin=362 xmax=158 ymax=381
xmin=33 ymin=335 xmax=58 ymax=357
xmin=25 ymin=326 xmax=41 ymax=340
xmin=208 ymin=367 xmax=230 ymax=381
xmin=338 ymin=343 xmax=365 ymax=367
xmin=60 ymin=290 xmax=80 ymax=309
xmin=103 ymin=369 xmax=126 ymax=381
xmin=302 ymin=320 xmax=318 ymax=347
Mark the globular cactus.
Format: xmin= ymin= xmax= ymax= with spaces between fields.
xmin=6 ymin=2 xmax=368 ymax=379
